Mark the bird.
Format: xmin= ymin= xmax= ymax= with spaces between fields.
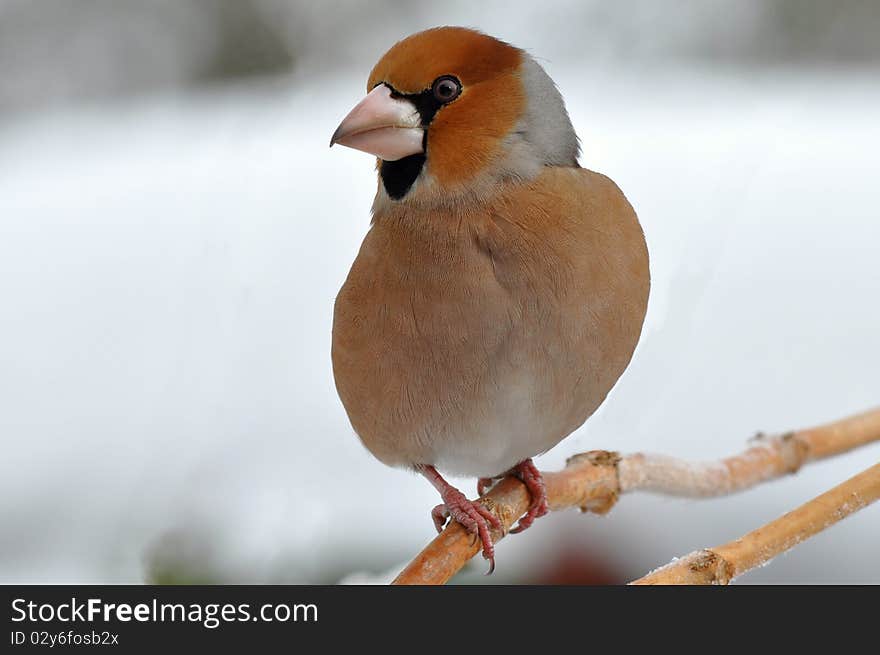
xmin=329 ymin=26 xmax=649 ymax=571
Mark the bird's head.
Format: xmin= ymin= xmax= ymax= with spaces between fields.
xmin=330 ymin=26 xmax=580 ymax=208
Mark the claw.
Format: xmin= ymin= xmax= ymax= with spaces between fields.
xmin=509 ymin=458 xmax=549 ymax=534
xmin=431 ymin=503 xmax=449 ymax=533
xmin=419 ymin=465 xmax=502 ymax=570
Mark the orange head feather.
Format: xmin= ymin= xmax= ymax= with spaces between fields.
xmin=333 ymin=27 xmax=580 ymax=205
xmin=369 ymin=27 xmax=526 ymax=192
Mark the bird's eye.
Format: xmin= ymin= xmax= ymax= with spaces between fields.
xmin=432 ymin=76 xmax=461 ymax=103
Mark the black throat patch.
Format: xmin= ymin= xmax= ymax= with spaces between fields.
xmin=380 ymin=151 xmax=427 ymax=200
xmin=378 ymin=83 xmax=446 ymax=200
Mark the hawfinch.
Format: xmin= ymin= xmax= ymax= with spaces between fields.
xmin=330 ymin=27 xmax=650 ymax=570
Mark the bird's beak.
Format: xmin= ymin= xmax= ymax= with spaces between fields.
xmin=330 ymin=84 xmax=424 ymax=161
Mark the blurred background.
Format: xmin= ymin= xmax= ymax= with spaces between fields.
xmin=1 ymin=0 xmax=878 ymax=584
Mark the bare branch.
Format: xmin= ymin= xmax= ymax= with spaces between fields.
xmin=630 ymin=461 xmax=880 ymax=584
xmin=391 ymin=407 xmax=880 ymax=585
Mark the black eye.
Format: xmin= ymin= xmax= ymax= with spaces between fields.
xmin=432 ymin=76 xmax=461 ymax=103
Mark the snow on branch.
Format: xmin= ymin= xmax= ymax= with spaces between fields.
xmin=631 ymin=460 xmax=880 ymax=584
xmin=391 ymin=407 xmax=880 ymax=585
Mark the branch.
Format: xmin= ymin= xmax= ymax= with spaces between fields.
xmin=630 ymin=461 xmax=880 ymax=584
xmin=391 ymin=407 xmax=880 ymax=585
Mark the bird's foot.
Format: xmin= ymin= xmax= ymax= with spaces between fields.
xmin=430 ymin=488 xmax=502 ymax=573
xmin=509 ymin=458 xmax=549 ymax=534
xmin=420 ymin=465 xmax=502 ymax=573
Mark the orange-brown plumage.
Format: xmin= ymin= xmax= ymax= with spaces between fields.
xmin=366 ymin=28 xmax=526 ymax=187
xmin=333 ymin=166 xmax=648 ymax=474
xmin=330 ymin=27 xmax=649 ymax=567
xmin=367 ymin=27 xmax=522 ymax=93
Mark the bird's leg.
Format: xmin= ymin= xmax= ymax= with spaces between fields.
xmin=418 ymin=465 xmax=502 ymax=572
xmin=509 ymin=458 xmax=549 ymax=534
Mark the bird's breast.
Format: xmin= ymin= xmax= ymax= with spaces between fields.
xmin=331 ymin=168 xmax=649 ymax=477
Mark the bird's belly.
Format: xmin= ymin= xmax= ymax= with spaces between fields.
xmin=332 ymin=175 xmax=649 ymax=478
xmin=333 ymin=283 xmax=592 ymax=477
xmin=429 ymin=369 xmax=570 ymax=477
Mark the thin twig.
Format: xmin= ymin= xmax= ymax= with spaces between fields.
xmin=391 ymin=407 xmax=880 ymax=585
xmin=630 ymin=461 xmax=880 ymax=584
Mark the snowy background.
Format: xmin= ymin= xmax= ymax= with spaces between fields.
xmin=1 ymin=1 xmax=878 ymax=584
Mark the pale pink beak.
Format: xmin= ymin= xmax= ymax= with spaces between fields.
xmin=330 ymin=85 xmax=424 ymax=161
